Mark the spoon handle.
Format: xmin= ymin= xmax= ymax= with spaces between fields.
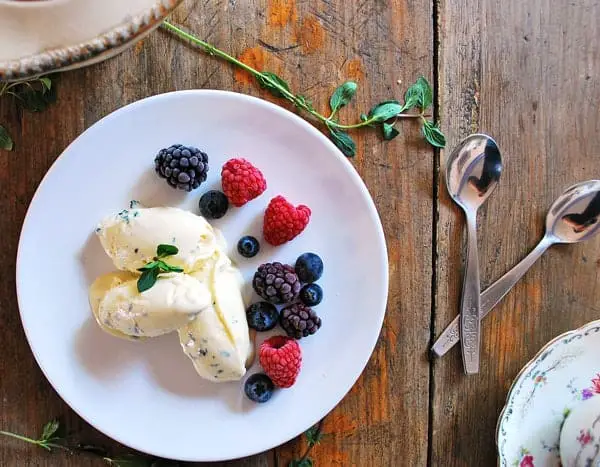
xmin=431 ymin=236 xmax=553 ymax=358
xmin=459 ymin=211 xmax=482 ymax=375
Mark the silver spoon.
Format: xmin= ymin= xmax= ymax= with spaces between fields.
xmin=432 ymin=179 xmax=600 ymax=358
xmin=445 ymin=134 xmax=502 ymax=375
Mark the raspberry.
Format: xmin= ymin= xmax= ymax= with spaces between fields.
xmin=263 ymin=196 xmax=311 ymax=246
xmin=259 ymin=336 xmax=302 ymax=388
xmin=221 ymin=158 xmax=267 ymax=207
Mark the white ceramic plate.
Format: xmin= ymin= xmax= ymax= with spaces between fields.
xmin=497 ymin=319 xmax=600 ymax=466
xmin=16 ymin=90 xmax=388 ymax=462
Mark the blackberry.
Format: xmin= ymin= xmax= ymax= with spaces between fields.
xmin=280 ymin=303 xmax=322 ymax=339
xmin=252 ymin=262 xmax=301 ymax=304
xmin=295 ymin=253 xmax=323 ymax=283
xmin=199 ymin=190 xmax=228 ymax=219
xmin=299 ymin=283 xmax=323 ymax=306
xmin=237 ymin=236 xmax=260 ymax=258
xmin=154 ymin=144 xmax=209 ymax=192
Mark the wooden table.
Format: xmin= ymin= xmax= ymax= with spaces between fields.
xmin=1 ymin=0 xmax=599 ymax=465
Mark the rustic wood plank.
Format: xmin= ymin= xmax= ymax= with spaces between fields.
xmin=432 ymin=0 xmax=600 ymax=465
xmin=1 ymin=0 xmax=434 ymax=465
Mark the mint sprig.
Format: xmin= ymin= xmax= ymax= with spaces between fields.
xmin=1 ymin=419 xmax=177 ymax=465
xmin=161 ymin=21 xmax=445 ymax=157
xmin=0 ymin=76 xmax=57 ymax=151
xmin=136 ymin=244 xmax=183 ymax=293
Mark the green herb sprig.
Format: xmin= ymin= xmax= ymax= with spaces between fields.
xmin=0 ymin=76 xmax=57 ymax=151
xmin=161 ymin=21 xmax=445 ymax=157
xmin=289 ymin=420 xmax=325 ymax=467
xmin=137 ymin=244 xmax=183 ymax=293
xmin=0 ymin=419 xmax=179 ymax=466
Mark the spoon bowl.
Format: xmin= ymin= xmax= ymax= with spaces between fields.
xmin=547 ymin=179 xmax=600 ymax=243
xmin=446 ymin=134 xmax=502 ymax=211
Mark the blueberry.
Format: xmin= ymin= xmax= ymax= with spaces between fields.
xmin=246 ymin=302 xmax=279 ymax=331
xmin=244 ymin=373 xmax=274 ymax=403
xmin=299 ymin=283 xmax=323 ymax=306
xmin=295 ymin=253 xmax=323 ymax=283
xmin=199 ymin=190 xmax=229 ymax=219
xmin=237 ymin=236 xmax=260 ymax=258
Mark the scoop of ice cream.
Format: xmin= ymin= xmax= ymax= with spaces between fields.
xmin=179 ymin=252 xmax=252 ymax=382
xmin=89 ymin=270 xmax=140 ymax=341
xmin=95 ymin=205 xmax=218 ymax=273
xmin=90 ymin=272 xmax=211 ymax=338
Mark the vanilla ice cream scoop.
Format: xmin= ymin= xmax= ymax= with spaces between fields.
xmin=95 ymin=205 xmax=218 ymax=273
xmin=90 ymin=272 xmax=211 ymax=338
xmin=178 ymin=252 xmax=252 ymax=382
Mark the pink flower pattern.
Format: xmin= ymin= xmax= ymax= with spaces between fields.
xmin=592 ymin=374 xmax=600 ymax=394
xmin=519 ymin=454 xmax=535 ymax=467
xmin=577 ymin=429 xmax=593 ymax=446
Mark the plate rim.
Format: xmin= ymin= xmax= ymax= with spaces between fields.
xmin=0 ymin=0 xmax=183 ymax=81
xmin=15 ymin=89 xmax=390 ymax=461
xmin=496 ymin=318 xmax=600 ymax=466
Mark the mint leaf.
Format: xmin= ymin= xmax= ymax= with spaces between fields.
xmin=403 ymin=77 xmax=433 ymax=112
xmin=39 ymin=77 xmax=52 ymax=92
xmin=157 ymin=261 xmax=183 ymax=273
xmin=156 ymin=244 xmax=178 ymax=258
xmin=422 ymin=120 xmax=446 ymax=148
xmin=368 ymin=100 xmax=402 ymax=123
xmin=417 ymin=76 xmax=433 ymax=110
xmin=382 ymin=122 xmax=400 ymax=140
xmin=137 ymin=268 xmax=159 ymax=293
xmin=329 ymin=81 xmax=357 ymax=113
xmin=40 ymin=420 xmax=60 ymax=441
xmin=305 ymin=425 xmax=323 ymax=446
xmin=289 ymin=459 xmax=313 ymax=467
xmin=15 ymin=83 xmax=57 ymax=112
xmin=137 ymin=261 xmax=159 ymax=271
xmin=295 ymin=95 xmax=315 ymax=112
xmin=0 ymin=125 xmax=13 ymax=151
xmin=329 ymin=128 xmax=356 ymax=157
xmin=257 ymin=72 xmax=290 ymax=98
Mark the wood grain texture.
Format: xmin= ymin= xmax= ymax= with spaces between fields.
xmin=0 ymin=0 xmax=433 ymax=465
xmin=432 ymin=0 xmax=600 ymax=465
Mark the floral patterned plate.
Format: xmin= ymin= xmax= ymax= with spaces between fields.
xmin=497 ymin=319 xmax=600 ymax=467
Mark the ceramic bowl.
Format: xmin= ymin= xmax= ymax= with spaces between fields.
xmin=0 ymin=0 xmax=183 ymax=81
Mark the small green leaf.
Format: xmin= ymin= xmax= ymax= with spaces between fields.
xmin=15 ymin=83 xmax=57 ymax=112
xmin=367 ymin=100 xmax=403 ymax=123
xmin=295 ymin=95 xmax=315 ymax=112
xmin=305 ymin=424 xmax=323 ymax=447
xmin=257 ymin=72 xmax=291 ymax=98
xmin=329 ymin=128 xmax=356 ymax=157
xmin=422 ymin=120 xmax=446 ymax=148
xmin=417 ymin=76 xmax=433 ymax=110
xmin=156 ymin=261 xmax=183 ymax=273
xmin=329 ymin=81 xmax=357 ymax=113
xmin=403 ymin=76 xmax=433 ymax=112
xmin=39 ymin=77 xmax=52 ymax=92
xmin=104 ymin=455 xmax=151 ymax=467
xmin=0 ymin=125 xmax=14 ymax=151
xmin=40 ymin=420 xmax=60 ymax=441
xmin=289 ymin=459 xmax=313 ymax=467
xmin=360 ymin=113 xmax=368 ymax=122
xmin=156 ymin=244 xmax=178 ymax=258
xmin=382 ymin=122 xmax=400 ymax=141
xmin=137 ymin=261 xmax=159 ymax=271
xmin=137 ymin=268 xmax=159 ymax=293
